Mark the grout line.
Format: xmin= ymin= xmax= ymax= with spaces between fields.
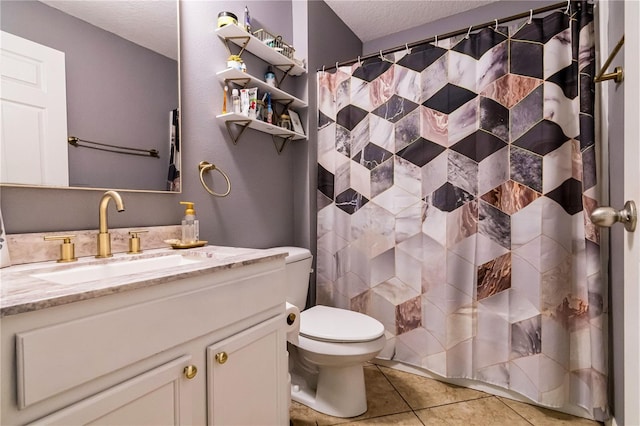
xmin=372 ymin=364 xmax=417 ymax=412
xmin=495 ymin=396 xmax=535 ymax=425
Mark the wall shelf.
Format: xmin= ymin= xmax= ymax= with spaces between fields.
xmin=215 ymin=24 xmax=306 ymax=76
xmin=216 ymin=112 xmax=305 ymax=154
xmin=216 ymin=68 xmax=307 ymax=110
xmin=216 ymin=24 xmax=307 ymax=154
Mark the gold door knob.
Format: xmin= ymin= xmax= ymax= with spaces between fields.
xmin=183 ymin=365 xmax=197 ymax=379
xmin=215 ymin=352 xmax=228 ymax=364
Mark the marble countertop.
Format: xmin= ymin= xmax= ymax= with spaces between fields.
xmin=0 ymin=245 xmax=288 ymax=317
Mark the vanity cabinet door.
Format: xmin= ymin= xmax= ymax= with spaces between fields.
xmin=28 ymin=355 xmax=194 ymax=426
xmin=207 ymin=314 xmax=288 ymax=426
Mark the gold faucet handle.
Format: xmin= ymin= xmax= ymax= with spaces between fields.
xmin=127 ymin=230 xmax=148 ymax=254
xmin=44 ymin=235 xmax=78 ymax=263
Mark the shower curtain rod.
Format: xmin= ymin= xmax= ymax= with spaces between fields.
xmin=319 ymin=1 xmax=568 ymax=72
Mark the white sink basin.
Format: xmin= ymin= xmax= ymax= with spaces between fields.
xmin=32 ymin=255 xmax=204 ymax=285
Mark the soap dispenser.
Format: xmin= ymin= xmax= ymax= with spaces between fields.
xmin=180 ymin=201 xmax=199 ymax=244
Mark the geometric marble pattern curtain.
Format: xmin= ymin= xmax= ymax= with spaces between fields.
xmin=316 ymin=2 xmax=607 ymax=420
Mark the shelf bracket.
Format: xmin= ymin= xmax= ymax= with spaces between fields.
xmin=224 ymin=119 xmax=252 ymax=144
xmin=222 ymin=36 xmax=251 ymax=58
xmin=271 ymin=98 xmax=294 ymax=117
xmin=274 ymin=64 xmax=295 ymax=87
xmin=224 ymin=77 xmax=252 ymax=89
xmin=271 ymin=134 xmax=294 ymax=154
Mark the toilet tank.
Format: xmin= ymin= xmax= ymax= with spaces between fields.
xmin=276 ymin=247 xmax=313 ymax=309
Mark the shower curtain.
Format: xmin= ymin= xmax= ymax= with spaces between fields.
xmin=316 ymin=2 xmax=607 ymax=420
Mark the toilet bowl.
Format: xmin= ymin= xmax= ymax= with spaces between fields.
xmin=277 ymin=247 xmax=386 ymax=418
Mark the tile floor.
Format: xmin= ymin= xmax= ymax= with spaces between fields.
xmin=290 ymin=364 xmax=603 ymax=426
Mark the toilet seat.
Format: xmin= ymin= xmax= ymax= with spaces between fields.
xmin=299 ymin=305 xmax=384 ymax=343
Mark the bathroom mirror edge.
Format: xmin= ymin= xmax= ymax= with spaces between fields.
xmin=0 ymin=0 xmax=181 ymax=194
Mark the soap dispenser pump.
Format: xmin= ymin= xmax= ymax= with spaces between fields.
xmin=180 ymin=201 xmax=199 ymax=244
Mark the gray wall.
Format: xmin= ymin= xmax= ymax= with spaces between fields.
xmin=1 ymin=1 xmax=178 ymax=191
xmin=178 ymin=0 xmax=297 ymax=249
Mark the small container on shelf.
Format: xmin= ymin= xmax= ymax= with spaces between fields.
xmin=279 ymin=113 xmax=292 ymax=131
xmin=231 ymin=89 xmax=241 ymax=114
xmin=217 ymin=11 xmax=238 ymax=28
xmin=264 ymin=66 xmax=276 ymax=87
xmin=227 ymin=55 xmax=243 ymax=71
xmin=253 ymin=29 xmax=295 ymax=59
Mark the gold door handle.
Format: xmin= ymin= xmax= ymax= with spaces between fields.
xmin=215 ymin=352 xmax=228 ymax=364
xmin=183 ymin=365 xmax=197 ymax=379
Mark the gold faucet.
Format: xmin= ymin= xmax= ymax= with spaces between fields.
xmin=96 ymin=190 xmax=125 ymax=258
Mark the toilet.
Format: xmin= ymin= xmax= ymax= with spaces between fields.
xmin=279 ymin=247 xmax=386 ymax=418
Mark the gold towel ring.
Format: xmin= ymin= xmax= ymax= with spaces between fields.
xmin=198 ymin=161 xmax=231 ymax=197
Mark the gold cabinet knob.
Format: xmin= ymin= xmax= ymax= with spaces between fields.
xmin=215 ymin=352 xmax=228 ymax=364
xmin=183 ymin=365 xmax=197 ymax=379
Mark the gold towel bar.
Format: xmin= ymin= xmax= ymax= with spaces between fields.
xmin=68 ymin=136 xmax=159 ymax=158
xmin=595 ymin=36 xmax=624 ymax=83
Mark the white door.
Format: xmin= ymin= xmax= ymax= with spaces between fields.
xmin=623 ymin=3 xmax=640 ymax=425
xmin=0 ymin=31 xmax=68 ymax=186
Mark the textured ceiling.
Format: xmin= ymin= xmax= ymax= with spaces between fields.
xmin=39 ymin=0 xmax=178 ymax=60
xmin=324 ymin=0 xmax=499 ymax=43
xmin=37 ymin=1 xmax=500 ymax=60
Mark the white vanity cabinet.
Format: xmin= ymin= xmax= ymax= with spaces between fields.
xmin=0 ymin=255 xmax=289 ymax=425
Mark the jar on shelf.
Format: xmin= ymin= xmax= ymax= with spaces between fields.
xmin=279 ymin=113 xmax=292 ymax=131
xmin=217 ymin=11 xmax=238 ymax=28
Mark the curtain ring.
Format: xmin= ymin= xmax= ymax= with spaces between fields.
xmin=565 ymin=0 xmax=571 ymax=14
xmin=466 ymin=25 xmax=472 ymax=39
xmin=494 ymin=19 xmax=499 ymax=31
xmin=405 ymin=43 xmax=410 ymax=55
xmin=198 ymin=161 xmax=231 ymax=197
xmin=434 ymin=34 xmax=438 ymax=45
xmin=379 ymin=50 xmax=384 ymax=59
xmin=528 ymin=9 xmax=533 ymax=24
xmin=357 ymin=55 xmax=362 ymax=66
xmin=322 ymin=65 xmax=325 ymax=74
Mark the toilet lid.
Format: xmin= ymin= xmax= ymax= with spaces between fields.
xmin=299 ymin=305 xmax=385 ymax=343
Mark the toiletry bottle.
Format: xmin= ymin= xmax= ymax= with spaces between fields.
xmin=265 ymin=66 xmax=276 ymax=87
xmin=266 ymin=93 xmax=273 ymax=124
xmin=222 ymin=85 xmax=228 ymax=114
xmin=232 ymin=88 xmax=241 ymax=114
xmin=180 ymin=201 xmax=199 ymax=244
xmin=244 ymin=6 xmax=251 ymax=33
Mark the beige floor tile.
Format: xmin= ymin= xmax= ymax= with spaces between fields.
xmin=338 ymin=412 xmax=425 ymax=425
xmin=291 ymin=366 xmax=412 ymax=426
xmin=414 ymin=396 xmax=531 ymax=425
xmin=499 ymin=398 xmax=603 ymax=426
xmin=378 ymin=365 xmax=488 ymax=410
